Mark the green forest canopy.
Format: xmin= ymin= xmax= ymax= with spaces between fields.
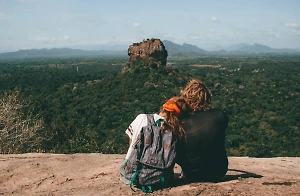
xmin=0 ymin=54 xmax=299 ymax=157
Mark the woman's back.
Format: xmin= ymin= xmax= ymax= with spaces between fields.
xmin=176 ymin=109 xmax=229 ymax=181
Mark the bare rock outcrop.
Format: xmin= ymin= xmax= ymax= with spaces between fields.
xmin=1 ymin=154 xmax=300 ymax=195
xmin=123 ymin=38 xmax=168 ymax=72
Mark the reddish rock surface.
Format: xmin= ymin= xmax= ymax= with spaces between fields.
xmin=0 ymin=154 xmax=300 ymax=195
xmin=123 ymin=39 xmax=168 ymax=71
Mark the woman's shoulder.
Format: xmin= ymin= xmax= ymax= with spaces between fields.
xmin=193 ymin=109 xmax=227 ymax=115
xmin=134 ymin=114 xmax=148 ymax=121
xmin=132 ymin=114 xmax=163 ymax=125
xmin=134 ymin=113 xmax=162 ymax=120
xmin=211 ymin=109 xmax=228 ymax=119
xmin=210 ymin=108 xmax=228 ymax=116
xmin=189 ymin=109 xmax=228 ymax=121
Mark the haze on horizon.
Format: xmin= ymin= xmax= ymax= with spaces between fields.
xmin=0 ymin=0 xmax=299 ymax=53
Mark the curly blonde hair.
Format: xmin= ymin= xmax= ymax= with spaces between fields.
xmin=180 ymin=79 xmax=211 ymax=112
xmin=160 ymin=96 xmax=190 ymax=140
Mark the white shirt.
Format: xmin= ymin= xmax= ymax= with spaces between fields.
xmin=125 ymin=113 xmax=163 ymax=159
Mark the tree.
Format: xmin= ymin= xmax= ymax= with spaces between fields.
xmin=0 ymin=92 xmax=43 ymax=154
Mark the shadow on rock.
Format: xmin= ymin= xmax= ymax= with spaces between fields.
xmin=172 ymin=169 xmax=263 ymax=187
xmin=217 ymin=169 xmax=263 ymax=183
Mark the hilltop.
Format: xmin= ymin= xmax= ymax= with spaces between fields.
xmin=0 ymin=153 xmax=299 ymax=195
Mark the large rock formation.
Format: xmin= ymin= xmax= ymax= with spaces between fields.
xmin=123 ymin=38 xmax=168 ymax=72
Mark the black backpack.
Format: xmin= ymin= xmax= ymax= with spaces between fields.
xmin=124 ymin=114 xmax=177 ymax=193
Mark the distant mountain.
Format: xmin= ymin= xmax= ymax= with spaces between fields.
xmin=230 ymin=43 xmax=298 ymax=54
xmin=0 ymin=48 xmax=126 ymax=59
xmin=162 ymin=41 xmax=299 ymax=55
xmin=206 ymin=45 xmax=224 ymax=51
xmin=0 ymin=41 xmax=299 ymax=59
xmin=162 ymin=40 xmax=207 ymax=56
xmin=225 ymin=43 xmax=251 ymax=51
xmin=238 ymin=43 xmax=273 ymax=53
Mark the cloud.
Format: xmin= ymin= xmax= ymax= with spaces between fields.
xmin=211 ymin=16 xmax=220 ymax=23
xmin=0 ymin=12 xmax=8 ymax=20
xmin=32 ymin=36 xmax=48 ymax=41
xmin=285 ymin=23 xmax=299 ymax=29
xmin=133 ymin=22 xmax=140 ymax=27
xmin=163 ymin=33 xmax=173 ymax=38
xmin=52 ymin=36 xmax=70 ymax=42
xmin=271 ymin=32 xmax=280 ymax=38
xmin=191 ymin=36 xmax=200 ymax=39
xmin=18 ymin=0 xmax=41 ymax=2
xmin=63 ymin=36 xmax=69 ymax=41
xmin=284 ymin=23 xmax=300 ymax=38
xmin=32 ymin=35 xmax=70 ymax=43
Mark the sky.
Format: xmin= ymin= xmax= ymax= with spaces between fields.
xmin=0 ymin=0 xmax=300 ymax=52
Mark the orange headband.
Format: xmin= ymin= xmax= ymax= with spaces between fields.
xmin=163 ymin=98 xmax=181 ymax=116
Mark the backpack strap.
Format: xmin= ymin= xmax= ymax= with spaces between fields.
xmin=155 ymin=119 xmax=164 ymax=126
xmin=146 ymin=114 xmax=155 ymax=126
xmin=142 ymin=185 xmax=153 ymax=193
xmin=130 ymin=170 xmax=140 ymax=192
xmin=159 ymin=175 xmax=165 ymax=188
xmin=146 ymin=114 xmax=164 ymax=126
xmin=141 ymin=175 xmax=165 ymax=193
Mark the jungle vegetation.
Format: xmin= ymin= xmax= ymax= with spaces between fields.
xmin=0 ymin=54 xmax=299 ymax=157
